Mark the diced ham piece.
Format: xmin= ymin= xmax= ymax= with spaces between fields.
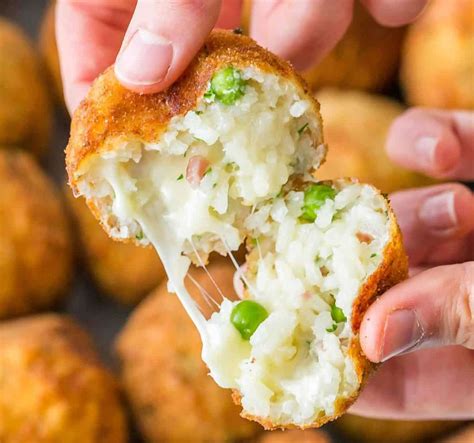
xmin=186 ymin=155 xmax=210 ymax=188
xmin=356 ymin=232 xmax=374 ymax=244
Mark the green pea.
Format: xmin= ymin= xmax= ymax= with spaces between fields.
xmin=230 ymin=300 xmax=268 ymax=340
xmin=301 ymin=184 xmax=337 ymax=222
xmin=206 ymin=66 xmax=247 ymax=105
xmin=330 ymin=303 xmax=347 ymax=324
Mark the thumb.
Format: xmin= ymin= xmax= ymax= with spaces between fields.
xmin=114 ymin=0 xmax=222 ymax=94
xmin=360 ymin=263 xmax=474 ymax=362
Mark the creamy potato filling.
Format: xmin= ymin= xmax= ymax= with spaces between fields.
xmin=202 ymin=182 xmax=390 ymax=426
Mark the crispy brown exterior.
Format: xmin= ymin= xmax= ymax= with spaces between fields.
xmin=0 ymin=150 xmax=72 ymax=319
xmin=0 ymin=314 xmax=128 ymax=443
xmin=401 ymin=0 xmax=474 ymax=109
xmin=238 ymin=180 xmax=408 ymax=430
xmin=66 ymin=30 xmax=322 ymax=193
xmin=315 ymin=89 xmax=436 ymax=193
xmin=335 ymin=414 xmax=464 ymax=443
xmin=65 ymin=187 xmax=166 ymax=304
xmin=0 ymin=18 xmax=52 ymax=157
xmin=39 ymin=1 xmax=63 ymax=102
xmin=115 ymin=260 xmax=261 ymax=443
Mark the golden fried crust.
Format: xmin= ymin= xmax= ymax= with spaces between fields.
xmin=39 ymin=1 xmax=63 ymax=102
xmin=401 ymin=0 xmax=474 ymax=109
xmin=65 ymin=187 xmax=166 ymax=304
xmin=66 ymin=29 xmax=322 ymax=190
xmin=301 ymin=4 xmax=405 ymax=92
xmin=0 ymin=18 xmax=52 ymax=157
xmin=0 ymin=150 xmax=72 ymax=319
xmin=257 ymin=429 xmax=331 ymax=443
xmin=238 ymin=180 xmax=408 ymax=430
xmin=315 ymin=89 xmax=436 ymax=193
xmin=0 ymin=314 xmax=128 ymax=443
xmin=335 ymin=414 xmax=465 ymax=443
xmin=115 ymin=261 xmax=261 ymax=443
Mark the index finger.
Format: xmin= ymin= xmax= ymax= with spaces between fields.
xmin=386 ymin=108 xmax=474 ymax=181
xmin=56 ymin=0 xmax=135 ymax=113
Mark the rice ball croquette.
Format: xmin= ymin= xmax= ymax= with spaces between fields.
xmin=0 ymin=18 xmax=52 ymax=156
xmin=116 ymin=261 xmax=261 ymax=443
xmin=301 ymin=4 xmax=405 ymax=92
xmin=334 ymin=414 xmax=464 ymax=443
xmin=39 ymin=1 xmax=63 ymax=101
xmin=402 ymin=0 xmax=474 ymax=109
xmin=65 ymin=190 xmax=166 ymax=305
xmin=315 ymin=89 xmax=434 ymax=193
xmin=68 ymin=30 xmax=407 ymax=429
xmin=258 ymin=429 xmax=331 ymax=443
xmin=0 ymin=314 xmax=128 ymax=443
xmin=0 ymin=150 xmax=72 ymax=319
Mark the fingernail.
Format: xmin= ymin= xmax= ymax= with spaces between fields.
xmin=415 ymin=136 xmax=438 ymax=169
xmin=115 ymin=28 xmax=173 ymax=86
xmin=419 ymin=191 xmax=457 ymax=231
xmin=381 ymin=310 xmax=424 ymax=362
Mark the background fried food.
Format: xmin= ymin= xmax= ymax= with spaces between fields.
xmin=0 ymin=150 xmax=72 ymax=319
xmin=65 ymin=190 xmax=166 ymax=305
xmin=258 ymin=429 xmax=331 ymax=443
xmin=334 ymin=414 xmax=464 ymax=443
xmin=116 ymin=260 xmax=261 ymax=443
xmin=242 ymin=2 xmax=405 ymax=92
xmin=315 ymin=89 xmax=434 ymax=193
xmin=0 ymin=17 xmax=52 ymax=156
xmin=0 ymin=314 xmax=128 ymax=443
xmin=39 ymin=1 xmax=62 ymax=102
xmin=401 ymin=0 xmax=474 ymax=109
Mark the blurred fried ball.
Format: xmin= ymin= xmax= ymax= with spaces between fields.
xmin=0 ymin=150 xmax=72 ymax=319
xmin=335 ymin=414 xmax=464 ymax=443
xmin=439 ymin=424 xmax=474 ymax=443
xmin=258 ymin=429 xmax=331 ymax=443
xmin=0 ymin=314 xmax=128 ymax=442
xmin=116 ymin=260 xmax=261 ymax=443
xmin=402 ymin=0 xmax=474 ymax=109
xmin=65 ymin=190 xmax=166 ymax=305
xmin=0 ymin=18 xmax=52 ymax=156
xmin=242 ymin=3 xmax=404 ymax=92
xmin=39 ymin=1 xmax=63 ymax=102
xmin=315 ymin=89 xmax=434 ymax=193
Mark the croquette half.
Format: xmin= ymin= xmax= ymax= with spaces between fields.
xmin=0 ymin=314 xmax=128 ymax=442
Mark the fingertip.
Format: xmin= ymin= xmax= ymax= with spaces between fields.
xmin=251 ymin=0 xmax=353 ymax=70
xmin=386 ymin=108 xmax=463 ymax=178
xmin=362 ymin=0 xmax=429 ymax=27
xmin=360 ymin=306 xmax=384 ymax=363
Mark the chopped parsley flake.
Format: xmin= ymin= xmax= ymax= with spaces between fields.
xmin=297 ymin=122 xmax=309 ymax=135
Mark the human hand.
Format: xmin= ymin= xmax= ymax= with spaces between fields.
xmin=56 ymin=0 xmax=428 ymax=113
xmin=352 ymin=109 xmax=474 ymax=420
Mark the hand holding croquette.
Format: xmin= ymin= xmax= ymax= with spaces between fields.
xmin=55 ymin=0 xmax=429 ymax=112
